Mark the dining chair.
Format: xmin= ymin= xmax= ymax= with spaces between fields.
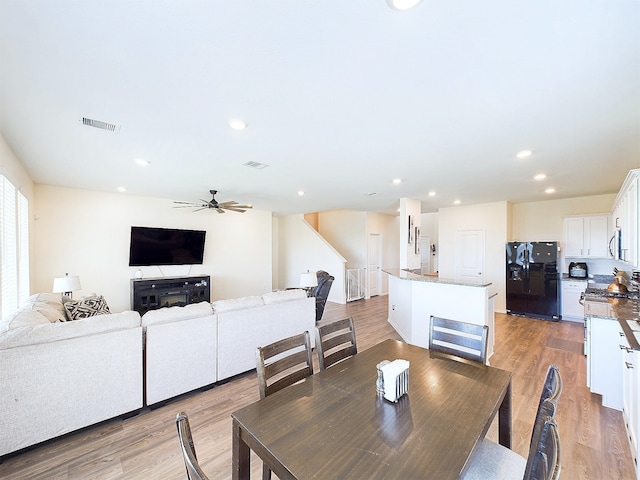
xmin=315 ymin=316 xmax=357 ymax=370
xmin=428 ymin=315 xmax=489 ymax=364
xmin=461 ymin=398 xmax=559 ymax=480
xmin=256 ymin=331 xmax=314 ymax=480
xmin=528 ymin=416 xmax=561 ymax=480
xmin=462 ymin=364 xmax=562 ymax=479
xmin=523 ymin=365 xmax=562 ymax=478
xmin=175 ymin=411 xmax=211 ymax=480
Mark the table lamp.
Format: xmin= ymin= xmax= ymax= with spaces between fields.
xmin=53 ymin=273 xmax=82 ymax=302
xmin=300 ymin=271 xmax=317 ymax=297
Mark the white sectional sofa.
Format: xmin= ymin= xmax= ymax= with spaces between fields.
xmin=0 ymin=289 xmax=315 ymax=456
xmin=142 ymin=289 xmax=315 ymax=406
xmin=0 ymin=293 xmax=143 ymax=458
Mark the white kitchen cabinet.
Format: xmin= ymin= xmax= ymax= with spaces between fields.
xmin=622 ymin=341 xmax=640 ymax=475
xmin=561 ymin=280 xmax=586 ymax=321
xmin=563 ymin=214 xmax=610 ymax=258
xmin=588 ymin=315 xmax=623 ymax=410
xmin=613 ymin=169 xmax=640 ymax=267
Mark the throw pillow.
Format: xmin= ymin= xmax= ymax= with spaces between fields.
xmin=64 ymin=295 xmax=111 ymax=321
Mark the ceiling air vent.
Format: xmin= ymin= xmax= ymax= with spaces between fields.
xmin=81 ymin=117 xmax=121 ymax=133
xmin=243 ymin=161 xmax=269 ymax=169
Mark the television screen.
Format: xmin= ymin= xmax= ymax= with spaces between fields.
xmin=128 ymin=226 xmax=206 ymax=266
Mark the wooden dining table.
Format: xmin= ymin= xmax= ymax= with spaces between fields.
xmin=231 ymin=339 xmax=512 ymax=479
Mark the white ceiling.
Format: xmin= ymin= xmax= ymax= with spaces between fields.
xmin=1 ymin=1 xmax=638 ymax=215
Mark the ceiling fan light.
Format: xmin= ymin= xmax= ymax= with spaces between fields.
xmin=387 ymin=0 xmax=421 ymax=11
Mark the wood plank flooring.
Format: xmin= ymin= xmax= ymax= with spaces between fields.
xmin=0 ymin=295 xmax=636 ymax=479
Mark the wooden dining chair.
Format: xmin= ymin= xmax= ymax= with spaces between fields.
xmin=462 ymin=398 xmax=558 ymax=479
xmin=528 ymin=416 xmax=561 ymax=480
xmin=429 ymin=316 xmax=489 ymax=364
xmin=256 ymin=331 xmax=314 ymax=480
xmin=175 ymin=411 xmax=211 ymax=480
xmin=315 ymin=316 xmax=357 ymax=370
xmin=463 ymin=365 xmax=562 ymax=479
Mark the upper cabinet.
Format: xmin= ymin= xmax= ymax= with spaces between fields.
xmin=564 ymin=214 xmax=610 ymax=258
xmin=612 ymin=169 xmax=639 ymax=267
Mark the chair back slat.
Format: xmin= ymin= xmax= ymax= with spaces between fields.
xmin=429 ymin=316 xmax=488 ymax=364
xmin=526 ymin=416 xmax=561 ymax=480
xmin=256 ymin=331 xmax=313 ymax=399
xmin=315 ymin=317 xmax=358 ymax=370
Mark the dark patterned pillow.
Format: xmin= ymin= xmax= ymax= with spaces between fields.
xmin=64 ymin=295 xmax=111 ymax=321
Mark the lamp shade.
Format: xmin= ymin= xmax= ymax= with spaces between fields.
xmin=52 ymin=275 xmax=82 ymax=293
xmin=300 ymin=272 xmax=318 ymax=288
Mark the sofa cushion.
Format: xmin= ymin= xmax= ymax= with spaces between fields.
xmin=142 ymin=302 xmax=213 ymax=327
xmin=64 ymin=295 xmax=111 ymax=321
xmin=0 ymin=310 xmax=141 ymax=350
xmin=262 ymin=289 xmax=307 ymax=304
xmin=212 ymin=296 xmax=264 ymax=313
xmin=0 ymin=305 xmax=50 ymax=332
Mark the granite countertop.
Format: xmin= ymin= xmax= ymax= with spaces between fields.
xmin=383 ymin=268 xmax=492 ymax=288
xmin=584 ymin=293 xmax=640 ymax=350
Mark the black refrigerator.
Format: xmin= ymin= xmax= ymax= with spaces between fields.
xmin=506 ymin=241 xmax=560 ymax=321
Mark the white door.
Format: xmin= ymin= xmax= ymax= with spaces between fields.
xmin=368 ymin=233 xmax=381 ymax=297
xmin=456 ymin=229 xmax=485 ymax=282
xmin=420 ymin=235 xmax=430 ymax=273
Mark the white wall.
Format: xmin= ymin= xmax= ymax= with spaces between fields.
xmin=318 ymin=210 xmax=366 ymax=270
xmin=439 ymin=201 xmax=509 ymax=312
xmin=511 ymin=194 xmax=615 ymax=241
xmin=420 ymin=212 xmax=439 ymax=273
xmin=512 ymin=193 xmax=624 ymax=275
xmin=33 ymin=185 xmax=273 ymax=312
xmin=277 ymin=214 xmax=346 ymax=304
xmin=366 ymin=212 xmax=399 ymax=296
xmin=400 ymin=198 xmax=422 ymax=269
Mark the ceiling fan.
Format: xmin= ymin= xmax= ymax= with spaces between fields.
xmin=173 ymin=190 xmax=253 ymax=213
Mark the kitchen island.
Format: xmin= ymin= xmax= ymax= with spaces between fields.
xmin=384 ymin=269 xmax=497 ymax=358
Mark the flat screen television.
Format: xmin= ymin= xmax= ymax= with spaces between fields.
xmin=128 ymin=226 xmax=206 ymax=266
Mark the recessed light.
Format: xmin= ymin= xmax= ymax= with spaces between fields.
xmin=228 ymin=118 xmax=248 ymax=130
xmin=428 ymin=191 xmax=436 ymax=197
xmin=534 ymin=174 xmax=546 ymax=181
xmin=386 ymin=0 xmax=421 ymax=10
xmin=517 ymin=150 xmax=532 ymax=159
xmin=453 ymin=200 xmax=461 ymax=205
xmin=297 ymin=191 xmax=305 ymax=196
xmin=545 ymin=187 xmax=556 ymax=194
xmin=134 ymin=158 xmax=150 ymax=166
xmin=392 ymin=178 xmax=402 ymax=185
xmin=117 ymin=187 xmax=127 ymax=193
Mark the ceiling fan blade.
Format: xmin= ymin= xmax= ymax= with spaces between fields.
xmin=216 ymin=208 xmax=226 ymax=214
xmin=224 ymin=207 xmax=248 ymax=213
xmin=193 ymin=207 xmax=208 ymax=212
xmin=218 ymin=200 xmax=239 ymax=207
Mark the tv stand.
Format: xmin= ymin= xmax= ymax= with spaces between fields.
xmin=130 ymin=275 xmax=210 ymax=315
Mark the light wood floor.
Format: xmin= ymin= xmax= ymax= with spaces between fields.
xmin=0 ymin=296 xmax=636 ymax=479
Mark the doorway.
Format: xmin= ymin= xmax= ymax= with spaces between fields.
xmin=455 ymin=229 xmax=485 ymax=282
xmin=420 ymin=235 xmax=431 ymax=273
xmin=368 ymin=233 xmax=382 ymax=297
